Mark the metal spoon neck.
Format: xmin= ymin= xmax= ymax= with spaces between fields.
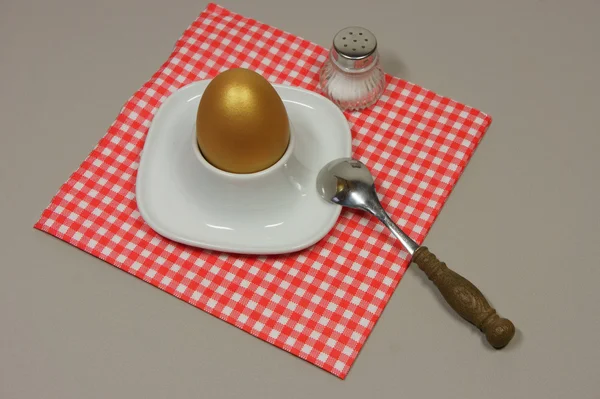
xmin=369 ymin=204 xmax=420 ymax=256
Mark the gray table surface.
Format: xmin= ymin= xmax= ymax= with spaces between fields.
xmin=2 ymin=0 xmax=599 ymax=398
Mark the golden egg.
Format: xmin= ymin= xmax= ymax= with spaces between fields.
xmin=196 ymin=68 xmax=290 ymax=174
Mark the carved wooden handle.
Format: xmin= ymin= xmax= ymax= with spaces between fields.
xmin=412 ymin=246 xmax=515 ymax=349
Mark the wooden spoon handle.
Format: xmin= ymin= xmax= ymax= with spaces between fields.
xmin=412 ymin=246 xmax=515 ymax=349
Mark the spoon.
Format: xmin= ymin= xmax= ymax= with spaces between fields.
xmin=317 ymin=158 xmax=515 ymax=349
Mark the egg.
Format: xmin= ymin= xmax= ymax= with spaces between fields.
xmin=196 ymin=68 xmax=290 ymax=174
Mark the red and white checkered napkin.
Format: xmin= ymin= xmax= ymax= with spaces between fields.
xmin=35 ymin=3 xmax=491 ymax=378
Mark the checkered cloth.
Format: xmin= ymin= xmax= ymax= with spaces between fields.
xmin=35 ymin=3 xmax=491 ymax=378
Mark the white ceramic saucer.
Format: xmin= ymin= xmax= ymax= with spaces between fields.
xmin=135 ymin=80 xmax=352 ymax=255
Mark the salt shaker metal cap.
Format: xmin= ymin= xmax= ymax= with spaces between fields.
xmin=331 ymin=26 xmax=379 ymax=72
xmin=319 ymin=26 xmax=386 ymax=111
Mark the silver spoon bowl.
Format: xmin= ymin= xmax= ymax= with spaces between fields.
xmin=317 ymin=157 xmax=420 ymax=255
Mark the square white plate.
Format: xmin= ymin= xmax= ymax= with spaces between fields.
xmin=136 ymin=80 xmax=352 ymax=254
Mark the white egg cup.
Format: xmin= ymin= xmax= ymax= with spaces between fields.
xmin=191 ymin=122 xmax=304 ymax=210
xmin=136 ymin=80 xmax=352 ymax=254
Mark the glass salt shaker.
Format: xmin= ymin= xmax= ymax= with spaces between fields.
xmin=319 ymin=26 xmax=386 ymax=111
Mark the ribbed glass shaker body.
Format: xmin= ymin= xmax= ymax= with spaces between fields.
xmin=319 ymin=26 xmax=386 ymax=111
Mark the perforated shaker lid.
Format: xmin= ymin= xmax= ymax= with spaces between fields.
xmin=331 ymin=26 xmax=378 ymax=71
